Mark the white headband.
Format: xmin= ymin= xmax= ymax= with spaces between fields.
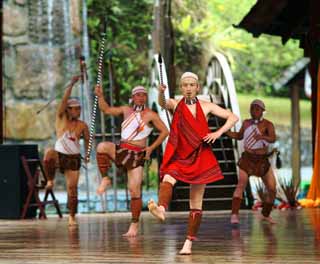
xmin=67 ymin=98 xmax=81 ymax=107
xmin=132 ymin=86 xmax=147 ymax=96
xmin=180 ymin=72 xmax=199 ymax=81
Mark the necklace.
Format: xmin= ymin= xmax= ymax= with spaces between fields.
xmin=252 ymin=118 xmax=263 ymax=124
xmin=133 ymin=104 xmax=145 ymax=112
xmin=185 ymin=97 xmax=198 ymax=105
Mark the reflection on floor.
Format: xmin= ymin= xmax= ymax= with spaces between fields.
xmin=0 ymin=209 xmax=320 ymax=263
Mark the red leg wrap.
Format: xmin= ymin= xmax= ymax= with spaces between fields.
xmin=131 ymin=197 xmax=142 ymax=223
xmin=67 ymin=187 xmax=78 ymax=217
xmin=231 ymin=197 xmax=242 ymax=215
xmin=96 ymin=152 xmax=111 ymax=177
xmin=186 ymin=209 xmax=203 ymax=241
xmin=262 ymin=202 xmax=273 ymax=217
xmin=158 ymin=182 xmax=173 ymax=209
xmin=43 ymin=159 xmax=56 ymax=181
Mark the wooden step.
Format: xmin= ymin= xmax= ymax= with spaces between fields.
xmin=171 ymin=173 xmax=238 ymax=187
xmin=169 ymin=199 xmax=247 ymax=211
xmin=172 ymin=185 xmax=236 ymax=200
xmin=212 ymin=147 xmax=234 ymax=151
xmin=213 ymin=152 xmax=235 ymax=159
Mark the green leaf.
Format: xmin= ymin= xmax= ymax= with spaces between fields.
xmin=179 ymin=15 xmax=192 ymax=32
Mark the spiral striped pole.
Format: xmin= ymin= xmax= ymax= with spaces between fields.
xmin=158 ymin=53 xmax=164 ymax=85
xmin=158 ymin=53 xmax=171 ymax=125
xmin=86 ymin=31 xmax=106 ymax=159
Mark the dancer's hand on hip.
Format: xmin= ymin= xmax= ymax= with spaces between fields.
xmin=144 ymin=146 xmax=153 ymax=160
xmin=203 ymin=131 xmax=222 ymax=144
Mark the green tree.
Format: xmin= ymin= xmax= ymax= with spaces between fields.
xmin=87 ymin=0 xmax=303 ymax=99
xmin=173 ymin=0 xmax=303 ymax=96
xmin=87 ymin=0 xmax=153 ymax=105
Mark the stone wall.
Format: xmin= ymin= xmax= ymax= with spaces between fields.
xmin=3 ymin=0 xmax=81 ymax=147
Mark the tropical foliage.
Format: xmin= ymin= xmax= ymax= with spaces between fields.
xmin=87 ymin=0 xmax=304 ymax=103
xmin=173 ymin=0 xmax=304 ymax=95
xmin=87 ymin=0 xmax=153 ymax=104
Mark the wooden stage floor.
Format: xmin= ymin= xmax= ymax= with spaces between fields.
xmin=0 ymin=209 xmax=320 ymax=264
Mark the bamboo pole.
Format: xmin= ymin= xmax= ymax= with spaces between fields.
xmin=290 ymin=84 xmax=301 ymax=188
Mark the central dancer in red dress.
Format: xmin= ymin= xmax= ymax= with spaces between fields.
xmin=148 ymin=72 xmax=239 ymax=254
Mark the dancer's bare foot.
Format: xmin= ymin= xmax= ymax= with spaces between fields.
xmin=260 ymin=215 xmax=276 ymax=224
xmin=68 ymin=216 xmax=78 ymax=226
xmin=230 ymin=214 xmax=240 ymax=225
xmin=179 ymin=239 xmax=192 ymax=255
xmin=45 ymin=180 xmax=54 ymax=190
xmin=148 ymin=199 xmax=165 ymax=221
xmin=96 ymin=177 xmax=111 ymax=195
xmin=122 ymin=222 xmax=139 ymax=237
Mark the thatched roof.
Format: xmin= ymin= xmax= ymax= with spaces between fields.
xmin=235 ymin=0 xmax=309 ymax=45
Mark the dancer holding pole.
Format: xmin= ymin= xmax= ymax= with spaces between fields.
xmin=148 ymin=70 xmax=239 ymax=254
xmin=43 ymin=75 xmax=90 ymax=226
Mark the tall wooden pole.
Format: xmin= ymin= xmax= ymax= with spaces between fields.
xmin=152 ymin=0 xmax=175 ymax=96
xmin=290 ymin=84 xmax=301 ymax=187
xmin=163 ymin=0 xmax=175 ymax=97
xmin=0 ymin=1 xmax=3 ymax=144
xmin=309 ymin=0 xmax=320 ymax=160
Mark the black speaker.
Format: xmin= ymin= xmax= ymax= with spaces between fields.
xmin=0 ymin=144 xmax=39 ymax=219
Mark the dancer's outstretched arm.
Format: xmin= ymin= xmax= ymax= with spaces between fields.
xmin=95 ymin=84 xmax=125 ymax=116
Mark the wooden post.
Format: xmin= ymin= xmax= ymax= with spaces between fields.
xmin=290 ymin=84 xmax=301 ymax=187
xmin=152 ymin=1 xmax=161 ymax=55
xmin=152 ymin=0 xmax=175 ymax=96
xmin=163 ymin=0 xmax=176 ymax=97
xmin=0 ymin=1 xmax=3 ymax=144
xmin=309 ymin=0 xmax=320 ymax=161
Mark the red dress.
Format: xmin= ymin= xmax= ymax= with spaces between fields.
xmin=160 ymin=99 xmax=223 ymax=184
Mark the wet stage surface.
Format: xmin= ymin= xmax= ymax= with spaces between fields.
xmin=0 ymin=209 xmax=320 ymax=264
